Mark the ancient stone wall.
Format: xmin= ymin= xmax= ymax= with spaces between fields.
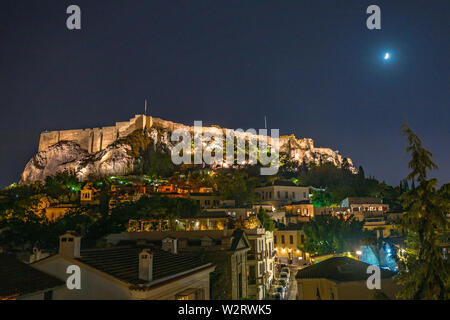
xmin=37 ymin=114 xmax=347 ymax=168
xmin=38 ymin=115 xmax=147 ymax=153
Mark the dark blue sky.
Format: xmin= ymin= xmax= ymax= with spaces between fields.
xmin=0 ymin=0 xmax=449 ymax=187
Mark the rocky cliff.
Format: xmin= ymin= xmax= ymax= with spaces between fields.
xmin=21 ymin=116 xmax=356 ymax=183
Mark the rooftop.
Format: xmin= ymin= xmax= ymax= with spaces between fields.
xmin=287 ymin=200 xmax=312 ymax=205
xmin=343 ymin=197 xmax=383 ymax=205
xmin=0 ymin=254 xmax=64 ymax=299
xmin=76 ymin=246 xmax=212 ymax=286
xmin=296 ymin=256 xmax=396 ymax=282
xmin=196 ymin=211 xmax=233 ymax=219
xmin=260 ymin=180 xmax=298 ymax=187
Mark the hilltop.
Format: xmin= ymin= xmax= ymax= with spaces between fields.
xmin=21 ymin=115 xmax=356 ymax=183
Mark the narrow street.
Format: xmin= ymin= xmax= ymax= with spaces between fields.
xmin=270 ymin=264 xmax=298 ymax=300
xmin=286 ymin=265 xmax=298 ymax=300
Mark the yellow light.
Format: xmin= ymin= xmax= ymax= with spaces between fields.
xmin=282 ymin=248 xmax=286 ymax=253
xmin=356 ymin=250 xmax=362 ymax=256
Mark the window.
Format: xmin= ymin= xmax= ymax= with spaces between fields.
xmin=249 ymin=266 xmax=256 ymax=284
xmin=292 ymin=192 xmax=295 ymax=199
xmin=274 ymin=236 xmax=277 ymax=244
xmin=285 ymin=192 xmax=288 ymax=199
xmin=281 ymin=235 xmax=285 ymax=244
xmin=301 ymin=234 xmax=305 ymax=244
xmin=289 ymin=235 xmax=293 ymax=244
xmin=269 ymin=192 xmax=272 ymax=199
xmin=277 ymin=191 xmax=281 ymax=199
xmin=303 ymin=192 xmax=306 ymax=198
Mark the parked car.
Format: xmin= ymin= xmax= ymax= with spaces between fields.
xmin=273 ymin=286 xmax=285 ymax=299
xmin=279 ymin=272 xmax=290 ymax=284
xmin=281 ymin=267 xmax=290 ymax=276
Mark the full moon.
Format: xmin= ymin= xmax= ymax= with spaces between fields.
xmin=384 ymin=52 xmax=390 ymax=60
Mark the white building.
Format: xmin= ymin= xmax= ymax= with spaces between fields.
xmin=244 ymin=228 xmax=275 ymax=300
xmin=32 ymin=232 xmax=215 ymax=300
xmin=255 ymin=181 xmax=310 ymax=209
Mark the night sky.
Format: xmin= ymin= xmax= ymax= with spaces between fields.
xmin=0 ymin=1 xmax=449 ymax=187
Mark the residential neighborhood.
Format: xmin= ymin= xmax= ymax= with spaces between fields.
xmin=0 ymin=1 xmax=448 ymax=309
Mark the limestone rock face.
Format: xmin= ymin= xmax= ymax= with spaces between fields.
xmin=21 ymin=140 xmax=137 ymax=183
xmin=21 ymin=123 xmax=356 ymax=183
xmin=279 ymin=135 xmax=355 ymax=172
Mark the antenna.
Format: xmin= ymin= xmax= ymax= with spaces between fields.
xmin=264 ymin=116 xmax=267 ymax=130
xmin=144 ymin=99 xmax=147 ymax=115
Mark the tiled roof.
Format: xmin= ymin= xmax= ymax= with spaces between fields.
xmin=262 ymin=180 xmax=297 ymax=187
xmin=197 ymin=211 xmax=232 ymax=219
xmin=229 ymin=229 xmax=250 ymax=251
xmin=289 ymin=200 xmax=312 ymax=205
xmin=0 ymin=254 xmax=64 ymax=299
xmin=345 ymin=197 xmax=383 ymax=205
xmin=76 ymin=246 xmax=211 ymax=286
xmin=296 ymin=257 xmax=396 ymax=282
xmin=277 ymin=222 xmax=306 ymax=230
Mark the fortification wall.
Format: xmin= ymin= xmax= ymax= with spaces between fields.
xmin=37 ymin=114 xmax=313 ymax=155
xmin=38 ymin=115 xmax=147 ymax=153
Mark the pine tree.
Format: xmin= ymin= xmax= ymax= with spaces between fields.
xmin=396 ymin=124 xmax=449 ymax=300
xmin=358 ymin=166 xmax=365 ymax=180
xmin=404 ymin=179 xmax=410 ymax=192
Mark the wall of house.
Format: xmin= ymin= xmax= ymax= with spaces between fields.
xmin=274 ymin=230 xmax=309 ymax=264
xmin=230 ymin=251 xmax=248 ymax=300
xmin=297 ymin=278 xmax=399 ymax=300
xmin=33 ymin=256 xmax=213 ymax=300
xmin=33 ymin=257 xmax=133 ymax=300
xmin=133 ymin=268 xmax=213 ymax=300
xmin=255 ymin=186 xmax=310 ymax=208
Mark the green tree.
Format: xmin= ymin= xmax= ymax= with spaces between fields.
xmin=396 ymin=124 xmax=449 ymax=300
xmin=215 ymin=171 xmax=258 ymax=206
xmin=257 ymin=207 xmax=275 ymax=232
xmin=302 ymin=215 xmax=369 ymax=255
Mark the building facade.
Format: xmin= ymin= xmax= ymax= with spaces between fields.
xmin=245 ymin=229 xmax=275 ymax=300
xmin=255 ymin=181 xmax=309 ymax=209
xmin=32 ymin=232 xmax=215 ymax=300
xmin=274 ymin=227 xmax=310 ymax=265
xmin=296 ymin=257 xmax=399 ymax=300
xmin=106 ymin=228 xmax=251 ymax=300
